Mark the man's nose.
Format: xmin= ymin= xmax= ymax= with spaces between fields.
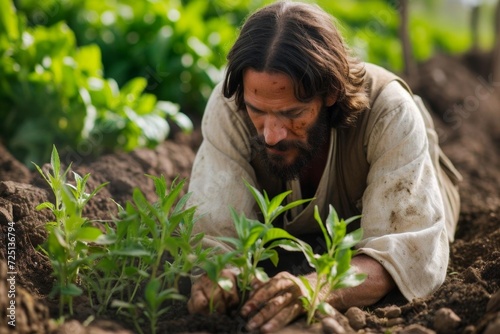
xmin=263 ymin=116 xmax=287 ymax=146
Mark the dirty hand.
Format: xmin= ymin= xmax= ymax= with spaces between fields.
xmin=241 ymin=271 xmax=308 ymax=333
xmin=187 ymin=268 xmax=239 ymax=315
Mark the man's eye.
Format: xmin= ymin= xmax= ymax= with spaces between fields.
xmin=247 ymin=107 xmax=264 ymax=115
xmin=286 ymin=110 xmax=304 ymax=118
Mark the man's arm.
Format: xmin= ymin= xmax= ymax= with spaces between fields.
xmin=357 ymin=81 xmax=449 ymax=301
xmin=327 ymin=254 xmax=395 ymax=310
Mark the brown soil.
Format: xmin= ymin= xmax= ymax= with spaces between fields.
xmin=1 ymin=53 xmax=500 ymax=334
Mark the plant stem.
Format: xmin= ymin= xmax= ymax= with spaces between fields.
xmin=307 ymin=276 xmax=324 ymax=325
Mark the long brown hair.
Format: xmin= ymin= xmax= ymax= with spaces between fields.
xmin=223 ymin=1 xmax=369 ymax=128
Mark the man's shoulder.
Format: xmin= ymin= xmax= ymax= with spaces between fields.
xmin=203 ymin=81 xmax=254 ymax=138
xmin=207 ymin=81 xmax=239 ymax=114
xmin=363 ymin=62 xmax=412 ymax=104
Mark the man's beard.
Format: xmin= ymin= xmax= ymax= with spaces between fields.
xmin=250 ymin=108 xmax=330 ymax=181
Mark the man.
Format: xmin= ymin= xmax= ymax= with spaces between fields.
xmin=186 ymin=1 xmax=462 ymax=333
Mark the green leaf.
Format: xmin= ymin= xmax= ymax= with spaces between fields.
xmin=132 ymin=187 xmax=150 ymax=212
xmin=96 ymin=257 xmax=117 ymax=273
xmin=146 ymin=174 xmax=167 ymax=200
xmin=338 ymin=228 xmax=364 ymax=250
xmin=50 ymin=227 xmax=68 ymax=249
xmin=267 ymin=191 xmax=291 ymax=215
xmin=344 ymin=214 xmax=362 ymax=226
xmin=259 ymin=249 xmax=279 ymax=267
xmin=173 ymin=190 xmax=192 ymax=216
xmin=74 ymin=227 xmax=103 ymax=242
xmin=145 ymin=278 xmax=161 ymax=309
xmin=243 ymin=180 xmax=268 ymax=217
xmin=120 ymin=77 xmax=148 ymax=101
xmin=229 ymin=257 xmax=247 ymax=269
xmin=75 ymin=44 xmax=102 ymax=77
xmin=162 ymin=179 xmax=185 ymax=215
xmin=296 ymin=240 xmax=316 ymax=269
xmin=334 ymin=272 xmax=367 ymax=290
xmin=132 ymin=112 xmax=170 ymax=143
xmin=0 ymin=0 xmax=18 ymax=40
xmin=50 ymin=145 xmax=61 ymax=178
xmin=334 ymin=248 xmax=352 ymax=276
xmin=169 ymin=111 xmax=193 ymax=132
xmin=64 ymin=213 xmax=85 ymax=236
xmin=325 ymin=205 xmax=340 ymax=245
xmin=299 ymin=295 xmax=312 ymax=309
xmin=111 ymin=300 xmax=136 ymax=310
xmin=315 ymin=254 xmax=335 ymax=276
xmin=262 ymin=227 xmax=296 ymax=244
xmin=156 ymin=101 xmax=180 ymax=117
xmin=36 ymin=202 xmax=55 ymax=211
xmin=299 ymin=276 xmax=314 ymax=297
xmin=217 ymin=277 xmax=233 ymax=292
xmin=217 ymin=236 xmax=242 ymax=249
xmin=124 ymin=266 xmax=150 ymax=278
xmin=274 ymin=239 xmax=303 ymax=253
xmin=157 ymin=287 xmax=183 ymax=303
xmin=329 ymin=262 xmax=338 ymax=279
xmin=243 ymin=224 xmax=266 ymax=249
xmin=60 ymin=283 xmax=83 ymax=297
xmin=317 ymin=301 xmax=335 ymax=316
xmin=254 ymin=268 xmax=270 ymax=283
xmin=314 ymin=206 xmax=331 ymax=250
xmin=32 ymin=163 xmax=51 ymax=187
xmin=85 ymin=181 xmax=109 ymax=206
xmin=278 ymin=198 xmax=314 ymax=217
xmin=112 ymin=248 xmax=150 ymax=257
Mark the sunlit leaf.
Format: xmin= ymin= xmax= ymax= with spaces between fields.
xmin=218 ymin=277 xmax=234 ymax=292
xmin=74 ymin=226 xmax=103 ymax=242
xmin=317 ymin=301 xmax=335 ymax=316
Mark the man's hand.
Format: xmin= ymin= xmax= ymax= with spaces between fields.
xmin=188 ymin=255 xmax=395 ymax=332
xmin=241 ymin=271 xmax=307 ymax=333
xmin=187 ymin=268 xmax=239 ymax=315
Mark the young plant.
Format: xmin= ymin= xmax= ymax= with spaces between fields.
xmin=33 ymin=145 xmax=108 ymax=316
xmin=84 ymin=176 xmax=207 ymax=334
xmin=212 ymin=180 xmax=312 ymax=306
xmin=297 ymin=205 xmax=367 ymax=325
xmin=203 ymin=251 xmax=238 ymax=314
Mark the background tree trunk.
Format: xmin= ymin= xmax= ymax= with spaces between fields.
xmin=493 ymin=0 xmax=500 ymax=88
xmin=470 ymin=5 xmax=480 ymax=51
xmin=398 ymin=0 xmax=417 ymax=80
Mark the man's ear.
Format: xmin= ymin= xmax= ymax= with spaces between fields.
xmin=325 ymin=91 xmax=339 ymax=107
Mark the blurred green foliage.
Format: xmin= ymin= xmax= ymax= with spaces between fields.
xmin=13 ymin=0 xmax=486 ymax=113
xmin=317 ymin=0 xmax=475 ymax=71
xmin=14 ymin=0 xmax=258 ymax=115
xmin=2 ymin=0 xmax=492 ymax=165
xmin=0 ymin=0 xmax=192 ymax=166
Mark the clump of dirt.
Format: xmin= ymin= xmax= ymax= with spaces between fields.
xmin=1 ymin=53 xmax=500 ymax=334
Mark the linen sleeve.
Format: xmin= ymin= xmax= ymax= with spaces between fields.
xmin=187 ymin=83 xmax=258 ymax=253
xmin=356 ymin=82 xmax=449 ymax=301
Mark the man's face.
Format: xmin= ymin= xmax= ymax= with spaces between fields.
xmin=243 ymin=69 xmax=333 ymax=180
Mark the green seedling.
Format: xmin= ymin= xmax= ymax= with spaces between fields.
xmin=297 ymin=205 xmax=367 ymax=325
xmin=211 ymin=180 xmax=312 ymax=307
xmin=85 ymin=176 xmax=207 ymax=334
xmin=203 ymin=251 xmax=237 ymax=314
xmin=33 ymin=145 xmax=108 ymax=316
